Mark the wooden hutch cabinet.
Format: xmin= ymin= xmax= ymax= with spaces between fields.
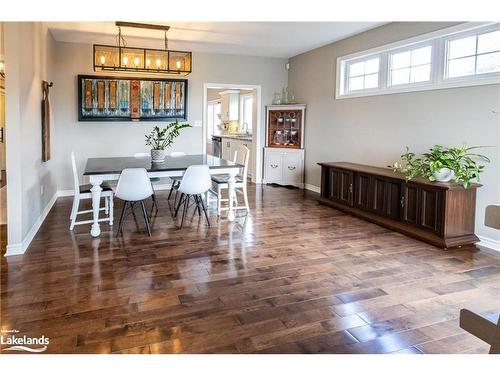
xmin=263 ymin=104 xmax=306 ymax=187
xmin=318 ymin=162 xmax=480 ymax=249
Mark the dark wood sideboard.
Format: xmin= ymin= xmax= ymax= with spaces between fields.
xmin=317 ymin=162 xmax=481 ymax=249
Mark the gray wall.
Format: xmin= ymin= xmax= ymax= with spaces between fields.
xmin=52 ymin=42 xmax=287 ymax=190
xmin=288 ymin=22 xmax=500 ymax=242
xmin=5 ymin=22 xmax=57 ymax=245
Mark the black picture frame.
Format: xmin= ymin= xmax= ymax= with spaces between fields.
xmin=77 ymin=74 xmax=188 ymax=122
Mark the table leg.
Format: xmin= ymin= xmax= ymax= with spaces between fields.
xmin=90 ymin=179 xmax=103 ymax=237
xmin=227 ymin=168 xmax=237 ymax=222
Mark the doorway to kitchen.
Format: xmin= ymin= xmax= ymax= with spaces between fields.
xmin=202 ymin=83 xmax=262 ymax=183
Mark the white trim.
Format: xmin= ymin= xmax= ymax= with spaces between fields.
xmin=477 ymin=235 xmax=500 ymax=252
xmin=202 ymin=83 xmax=263 ymax=184
xmin=336 ymin=22 xmax=500 ymax=99
xmin=5 ymin=192 xmax=58 ymax=257
xmin=304 ymin=183 xmax=320 ymax=193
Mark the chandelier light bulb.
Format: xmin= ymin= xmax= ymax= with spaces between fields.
xmin=146 ymin=59 xmax=151 ymax=67
xmin=176 ymin=60 xmax=182 ymax=70
xmin=134 ymin=57 xmax=140 ymax=66
xmin=156 ymin=58 xmax=161 ymax=68
xmin=100 ymin=55 xmax=105 ymax=65
xmin=123 ymin=56 xmax=128 ymax=66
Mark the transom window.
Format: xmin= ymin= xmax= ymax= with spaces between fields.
xmin=347 ymin=57 xmax=380 ymax=91
xmin=446 ymin=30 xmax=500 ymax=78
xmin=337 ymin=23 xmax=500 ymax=98
xmin=389 ymin=45 xmax=432 ymax=85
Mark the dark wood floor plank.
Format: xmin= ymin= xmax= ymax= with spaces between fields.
xmin=1 ymin=184 xmax=499 ymax=354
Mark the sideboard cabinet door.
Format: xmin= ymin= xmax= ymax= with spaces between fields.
xmin=384 ymin=179 xmax=402 ymax=220
xmin=402 ymin=183 xmax=420 ymax=225
xmin=330 ymin=168 xmax=354 ymax=207
xmin=420 ymin=187 xmax=444 ymax=234
xmin=355 ymin=173 xmax=372 ymax=211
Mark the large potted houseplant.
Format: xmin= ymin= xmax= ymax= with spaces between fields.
xmin=391 ymin=144 xmax=490 ymax=188
xmin=145 ymin=120 xmax=191 ymax=162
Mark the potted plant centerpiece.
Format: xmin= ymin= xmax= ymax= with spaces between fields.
xmin=391 ymin=144 xmax=490 ymax=188
xmin=145 ymin=120 xmax=191 ymax=162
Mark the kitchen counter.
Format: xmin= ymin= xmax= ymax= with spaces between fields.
xmin=220 ymin=134 xmax=253 ymax=141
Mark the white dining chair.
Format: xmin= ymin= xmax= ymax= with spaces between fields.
xmin=210 ymin=144 xmax=250 ymax=216
xmin=70 ymin=151 xmax=114 ymax=230
xmin=133 ymin=152 xmax=159 ymax=211
xmin=115 ymin=168 xmax=154 ymax=236
xmin=167 ymin=151 xmax=187 ymax=204
xmin=174 ymin=165 xmax=211 ymax=229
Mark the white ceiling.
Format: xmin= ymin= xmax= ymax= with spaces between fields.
xmin=47 ymin=22 xmax=384 ymax=58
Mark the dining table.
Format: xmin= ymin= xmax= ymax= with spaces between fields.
xmin=83 ymin=153 xmax=242 ymax=237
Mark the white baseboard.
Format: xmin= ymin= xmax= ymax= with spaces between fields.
xmin=477 ymin=235 xmax=500 ymax=252
xmin=5 ymin=192 xmax=58 ymax=257
xmin=304 ymin=183 xmax=320 ymax=193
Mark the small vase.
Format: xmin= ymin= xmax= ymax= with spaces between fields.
xmin=151 ymin=149 xmax=167 ymax=163
xmin=433 ymin=167 xmax=455 ymax=182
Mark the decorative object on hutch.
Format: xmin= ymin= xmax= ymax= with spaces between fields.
xmin=93 ymin=22 xmax=192 ymax=76
xmin=77 ymin=75 xmax=187 ymax=121
xmin=263 ymin=104 xmax=305 ymax=188
xmin=41 ymin=80 xmax=53 ymax=162
xmin=318 ymin=162 xmax=481 ymax=249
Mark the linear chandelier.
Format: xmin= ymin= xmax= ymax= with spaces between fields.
xmin=93 ymin=22 xmax=192 ymax=76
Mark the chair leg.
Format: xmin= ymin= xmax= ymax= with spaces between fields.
xmin=180 ymin=195 xmax=190 ymax=229
xmin=70 ymin=197 xmax=78 ymax=219
xmin=116 ymin=201 xmax=128 ymax=235
xmin=151 ymin=192 xmax=158 ymax=212
xmin=140 ymin=200 xmax=152 ymax=237
xmin=217 ymin=186 xmax=221 ymax=216
xmin=109 ymin=194 xmax=114 ymax=226
xmin=104 ymin=196 xmax=109 ymax=215
xmin=167 ymin=181 xmax=175 ymax=200
xmin=199 ymin=194 xmax=211 ymax=226
xmin=243 ymin=184 xmax=250 ymax=213
xmin=70 ymin=197 xmax=79 ymax=230
xmin=194 ymin=195 xmax=202 ymax=216
xmin=174 ymin=193 xmax=185 ymax=218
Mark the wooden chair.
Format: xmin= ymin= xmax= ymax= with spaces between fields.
xmin=210 ymin=144 xmax=250 ymax=216
xmin=70 ymin=151 xmax=114 ymax=230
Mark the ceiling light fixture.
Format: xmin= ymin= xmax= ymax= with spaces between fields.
xmin=93 ymin=22 xmax=192 ymax=76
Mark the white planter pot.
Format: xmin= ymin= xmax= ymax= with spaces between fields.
xmin=433 ymin=167 xmax=455 ymax=182
xmin=151 ymin=149 xmax=167 ymax=163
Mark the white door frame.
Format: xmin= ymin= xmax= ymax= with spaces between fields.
xmin=202 ymin=82 xmax=262 ymax=183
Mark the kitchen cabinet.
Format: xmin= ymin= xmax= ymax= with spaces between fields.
xmin=263 ymin=148 xmax=304 ymax=188
xmin=318 ymin=162 xmax=480 ymax=249
xmin=220 ymin=90 xmax=240 ymax=122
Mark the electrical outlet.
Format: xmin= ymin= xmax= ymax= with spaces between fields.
xmin=194 ymin=120 xmax=202 ymax=127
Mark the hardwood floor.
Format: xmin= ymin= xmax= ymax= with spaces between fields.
xmin=1 ymin=183 xmax=499 ymax=354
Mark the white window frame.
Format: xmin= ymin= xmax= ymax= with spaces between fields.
xmin=387 ymin=42 xmax=434 ymax=88
xmin=336 ymin=22 xmax=500 ymax=99
xmin=444 ymin=24 xmax=500 ymax=84
xmin=344 ymin=55 xmax=382 ymax=94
